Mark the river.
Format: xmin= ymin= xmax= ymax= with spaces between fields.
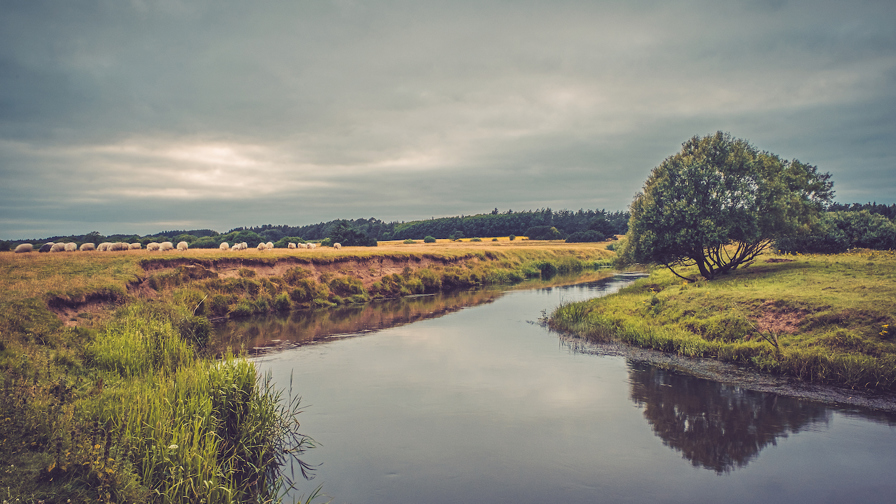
xmin=216 ymin=275 xmax=896 ymax=503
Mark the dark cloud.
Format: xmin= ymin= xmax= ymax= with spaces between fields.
xmin=1 ymin=0 xmax=894 ymax=238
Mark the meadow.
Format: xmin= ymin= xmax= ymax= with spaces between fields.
xmin=550 ymin=249 xmax=896 ymax=392
xmin=0 ymin=240 xmax=613 ymax=502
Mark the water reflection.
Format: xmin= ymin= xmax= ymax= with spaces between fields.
xmin=627 ymin=361 xmax=831 ymax=473
xmin=210 ymin=288 xmax=505 ymax=355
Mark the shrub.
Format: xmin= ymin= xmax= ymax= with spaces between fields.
xmin=566 ymin=230 xmax=607 ymax=243
xmin=424 ymin=236 xmax=436 ymax=243
xmin=509 ymin=235 xmax=516 ymax=241
xmin=403 ymin=239 xmax=416 ymax=244
xmin=525 ymin=226 xmax=564 ymax=240
xmin=471 ymin=237 xmax=482 ymax=242
xmin=273 ymin=293 xmax=291 ymax=312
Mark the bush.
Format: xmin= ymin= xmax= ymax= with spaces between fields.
xmin=566 ymin=230 xmax=607 ymax=243
xmin=525 ymin=226 xmax=564 ymax=240
xmin=403 ymin=239 xmax=416 ymax=244
xmin=471 ymin=237 xmax=482 ymax=242
xmin=509 ymin=235 xmax=516 ymax=241
xmin=424 ymin=236 xmax=436 ymax=243
xmin=273 ymin=293 xmax=292 ymax=312
xmin=776 ymin=211 xmax=896 ymax=254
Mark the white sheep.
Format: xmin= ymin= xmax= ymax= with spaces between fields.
xmin=50 ymin=243 xmax=66 ymax=252
xmin=64 ymin=243 xmax=77 ymax=252
xmin=257 ymin=242 xmax=266 ymax=250
xmin=333 ymin=243 xmax=341 ymax=249
xmin=111 ymin=242 xmax=129 ymax=251
xmin=265 ymin=242 xmax=273 ymax=250
xmin=288 ymin=242 xmax=296 ymax=249
xmin=146 ymin=242 xmax=160 ymax=251
xmin=160 ymin=241 xmax=174 ymax=251
xmin=220 ymin=242 xmax=230 ymax=250
xmin=129 ymin=243 xmax=142 ymax=250
xmin=177 ymin=241 xmax=188 ymax=251
xmin=14 ymin=243 xmax=33 ymax=253
xmin=241 ymin=242 xmax=248 ymax=250
xmin=96 ymin=242 xmax=110 ymax=252
xmin=309 ymin=243 xmax=317 ymax=249
xmin=80 ymin=243 xmax=96 ymax=251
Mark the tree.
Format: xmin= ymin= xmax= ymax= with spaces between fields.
xmin=625 ymin=132 xmax=833 ymax=280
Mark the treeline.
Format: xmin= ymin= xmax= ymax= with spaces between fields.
xmin=0 ymin=208 xmax=629 ymax=250
xmin=387 ymin=208 xmax=629 ymax=241
xmin=827 ymin=202 xmax=896 ymax=220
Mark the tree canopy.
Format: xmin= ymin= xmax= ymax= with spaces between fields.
xmin=625 ymin=132 xmax=834 ymax=280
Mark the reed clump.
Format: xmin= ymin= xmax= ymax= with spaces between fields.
xmin=549 ymin=249 xmax=896 ymax=391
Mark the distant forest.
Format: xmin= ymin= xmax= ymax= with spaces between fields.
xmin=2 ymin=203 xmax=893 ymax=250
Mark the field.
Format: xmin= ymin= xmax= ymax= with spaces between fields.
xmin=550 ymin=249 xmax=896 ymax=392
xmin=0 ymin=240 xmax=614 ymax=502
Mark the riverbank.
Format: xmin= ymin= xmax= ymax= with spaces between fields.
xmin=549 ymin=249 xmax=896 ymax=393
xmin=0 ymin=241 xmax=613 ymax=501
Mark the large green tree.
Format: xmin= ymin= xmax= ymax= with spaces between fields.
xmin=625 ymin=132 xmax=833 ymax=280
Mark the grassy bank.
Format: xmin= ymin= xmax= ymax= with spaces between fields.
xmin=0 ymin=241 xmax=613 ymax=501
xmin=550 ymin=249 xmax=896 ymax=392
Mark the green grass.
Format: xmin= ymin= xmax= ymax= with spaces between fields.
xmin=0 ymin=243 xmax=614 ymax=501
xmin=550 ymin=249 xmax=896 ymax=391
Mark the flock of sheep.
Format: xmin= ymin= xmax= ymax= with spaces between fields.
xmin=13 ymin=241 xmax=335 ymax=253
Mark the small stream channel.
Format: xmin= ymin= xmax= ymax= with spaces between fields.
xmin=215 ymin=274 xmax=896 ymax=503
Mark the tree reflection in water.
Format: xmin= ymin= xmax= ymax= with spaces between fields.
xmin=628 ymin=361 xmax=830 ymax=473
xmin=210 ymin=288 xmax=504 ymax=355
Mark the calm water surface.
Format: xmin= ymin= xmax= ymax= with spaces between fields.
xmin=230 ymin=276 xmax=896 ymax=503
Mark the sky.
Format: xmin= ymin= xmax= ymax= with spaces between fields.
xmin=1 ymin=0 xmax=894 ymax=239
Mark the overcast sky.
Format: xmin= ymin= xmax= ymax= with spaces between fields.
xmin=2 ymin=0 xmax=894 ymax=239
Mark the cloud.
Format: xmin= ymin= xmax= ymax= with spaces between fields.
xmin=1 ymin=0 xmax=895 ymax=238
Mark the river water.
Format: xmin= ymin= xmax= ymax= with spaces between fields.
xmin=218 ymin=275 xmax=896 ymax=503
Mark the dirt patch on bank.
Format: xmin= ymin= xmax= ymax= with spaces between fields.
xmin=136 ymin=253 xmax=481 ymax=290
xmin=47 ymin=289 xmax=126 ymax=326
xmin=754 ymin=300 xmax=807 ymax=334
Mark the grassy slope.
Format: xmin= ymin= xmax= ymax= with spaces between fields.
xmin=0 ymin=241 xmax=613 ymax=502
xmin=551 ymin=249 xmax=896 ymax=391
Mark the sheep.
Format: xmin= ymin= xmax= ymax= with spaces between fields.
xmin=177 ymin=241 xmax=188 ymax=251
xmin=333 ymin=243 xmax=341 ymax=249
xmin=257 ymin=242 xmax=266 ymax=251
xmin=160 ymin=241 xmax=174 ymax=251
xmin=146 ymin=242 xmax=160 ymax=251
xmin=309 ymin=243 xmax=317 ymax=249
xmin=265 ymin=242 xmax=274 ymax=250
xmin=129 ymin=243 xmax=142 ymax=250
xmin=50 ymin=243 xmax=66 ymax=252
xmin=288 ymin=242 xmax=296 ymax=249
xmin=14 ymin=243 xmax=33 ymax=253
xmin=64 ymin=243 xmax=77 ymax=252
xmin=241 ymin=242 xmax=248 ymax=250
xmin=111 ymin=242 xmax=129 ymax=251
xmin=38 ymin=242 xmax=54 ymax=253
xmin=97 ymin=242 xmax=111 ymax=252
xmin=220 ymin=242 xmax=230 ymax=250
xmin=80 ymin=243 xmax=96 ymax=251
